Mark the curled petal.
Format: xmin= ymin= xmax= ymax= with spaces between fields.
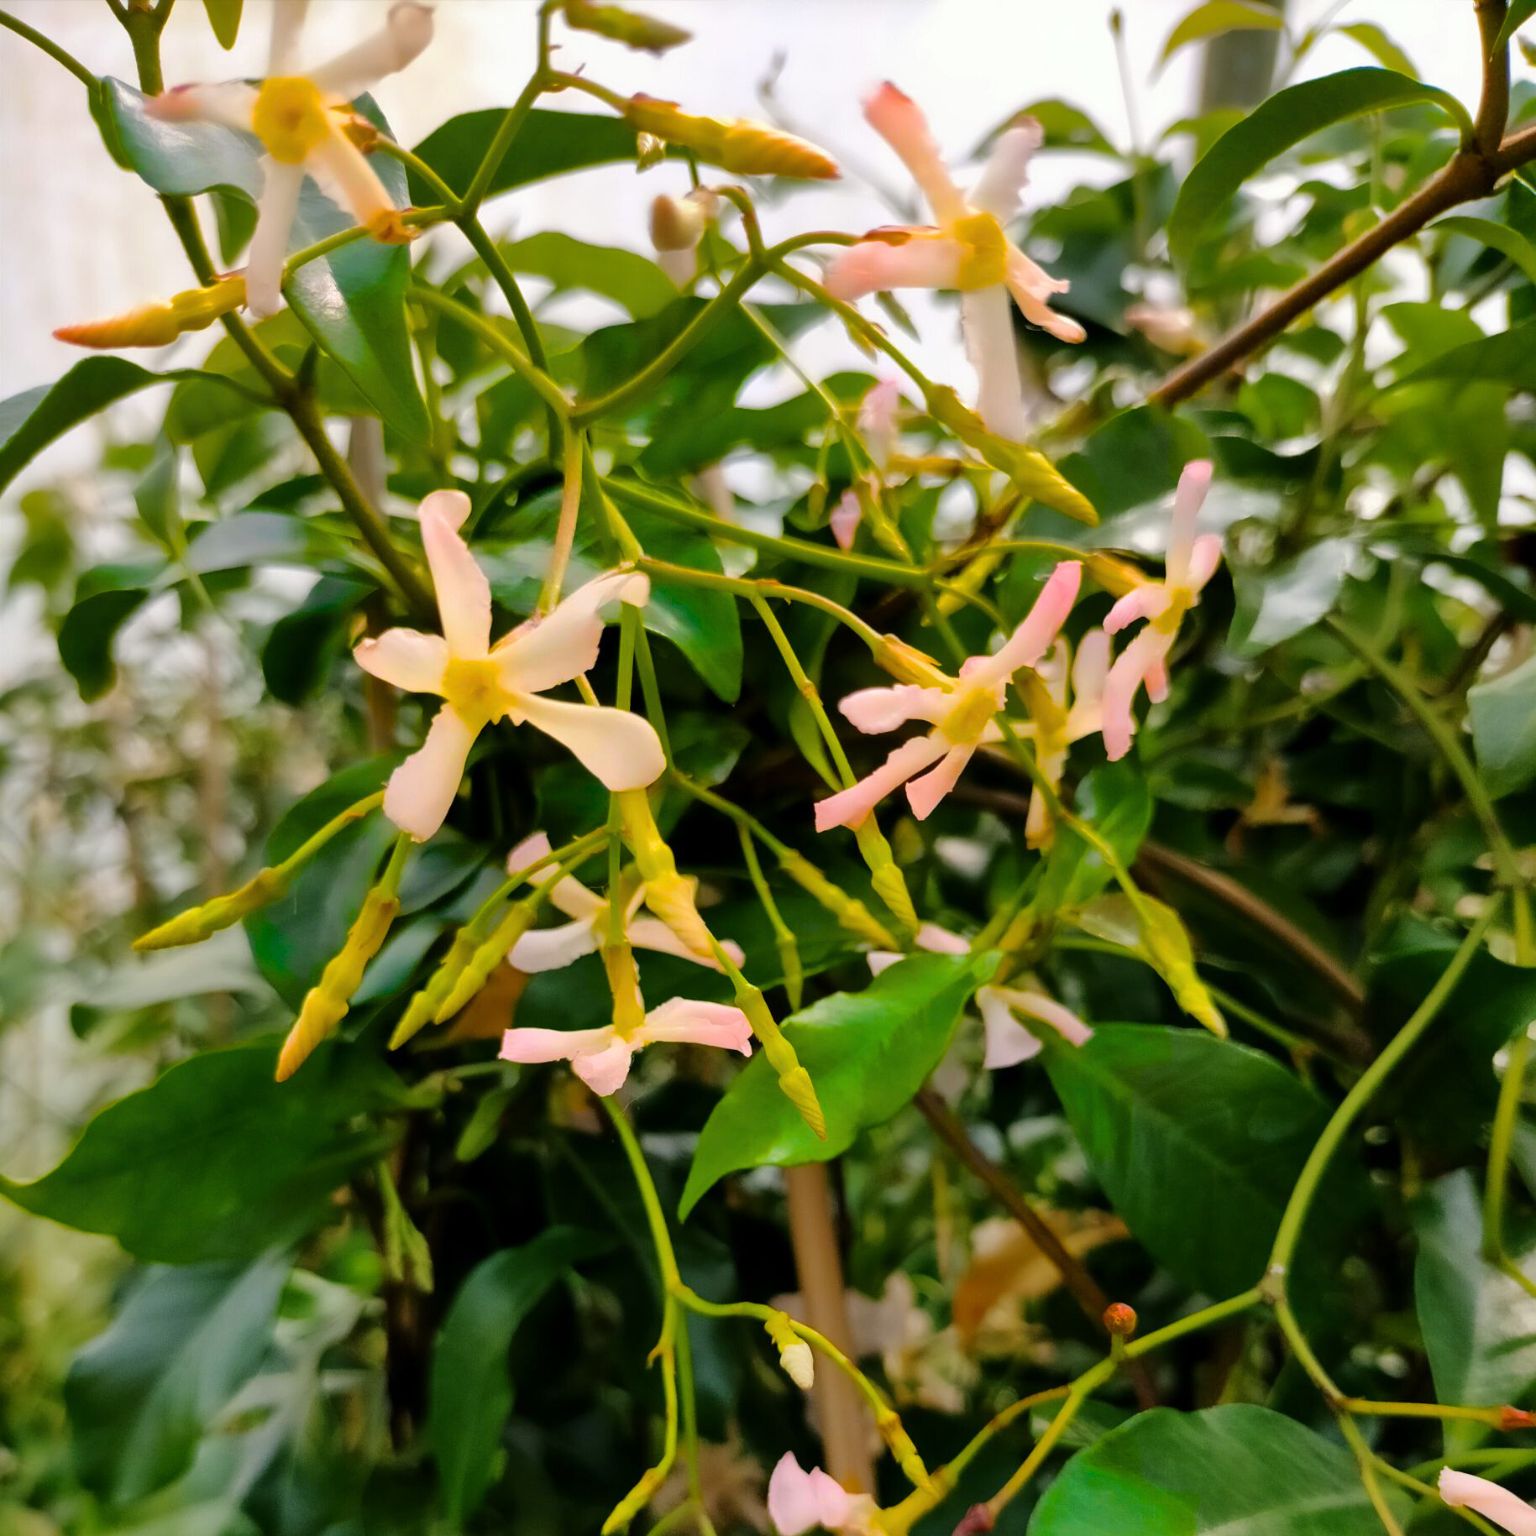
xmin=145 ymin=82 xmax=258 ymax=132
xmin=499 ymin=1024 xmax=614 ymax=1064
xmin=839 ymin=683 xmax=949 ymax=735
xmin=976 ymin=561 xmax=1083 ymax=683
xmin=858 ymin=377 xmax=902 ymax=469
xmin=247 ymin=158 xmax=306 ymax=318
xmin=813 ymin=734 xmax=947 ymax=832
xmin=307 ymin=120 xmax=401 ymax=234
xmin=1186 ymin=532 xmax=1223 ymax=594
xmin=496 ymin=570 xmax=651 ymax=695
xmin=1005 ymin=987 xmax=1093 ymax=1047
xmin=824 ymin=232 xmax=964 ymax=301
xmin=1005 ymin=245 xmax=1085 ymax=344
xmin=268 ymin=0 xmax=312 ymax=75
xmin=1068 ymin=628 xmax=1111 ymax=735
xmin=353 ymin=627 xmax=448 ymax=695
xmin=905 ymin=743 xmax=973 ymax=820
xmin=867 ymin=950 xmax=902 ymax=977
xmin=864 ymin=82 xmax=965 ymax=223
xmin=506 ymin=830 xmax=553 ymax=874
xmin=1100 ymin=628 xmax=1171 ymax=762
xmin=1439 ymin=1469 xmax=1536 ymax=1535
xmin=1144 ymin=656 xmax=1170 ymax=704
xmin=384 ymin=704 xmax=476 ymax=841
xmin=829 ymin=489 xmax=862 ymax=551
xmin=1166 ymin=459 xmax=1214 ymax=585
xmin=979 ymin=988 xmax=1043 ymax=1068
xmin=508 ymin=919 xmax=599 ymax=974
xmin=969 ymin=120 xmax=1042 ymax=223
xmin=570 ymin=1037 xmax=636 ymax=1096
xmin=960 ymin=284 xmax=1027 ymax=439
xmin=309 ymin=1 xmax=435 ymax=100
xmin=767 ymin=1454 xmax=854 ymax=1536
xmin=419 ymin=490 xmax=490 ymax=656
xmin=1104 ymin=584 xmax=1172 ymax=635
xmin=513 ymin=695 xmax=665 ymax=791
xmin=638 ymin=997 xmax=753 ymax=1053
xmin=915 ymin=922 xmax=969 ymax=955
xmin=628 ymin=915 xmax=741 ymax=970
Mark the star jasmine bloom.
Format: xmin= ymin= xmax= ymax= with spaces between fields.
xmin=767 ymin=1454 xmax=880 ymax=1536
xmin=869 ymin=923 xmax=1091 ymax=1067
xmin=1016 ymin=628 xmax=1109 ymax=846
xmin=814 ymin=561 xmax=1081 ymax=831
xmin=502 ymin=832 xmax=744 ymax=973
xmin=1439 ymin=1469 xmax=1536 ymax=1534
xmin=147 ymin=0 xmax=434 ymax=317
xmin=500 ymin=973 xmax=752 ymax=1096
xmin=354 ymin=490 xmax=664 ymax=841
xmin=825 ymin=85 xmax=1084 ymax=438
xmin=1100 ymin=460 xmax=1222 ymax=761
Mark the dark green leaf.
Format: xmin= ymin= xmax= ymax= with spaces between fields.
xmin=501 ymin=231 xmax=677 ymax=319
xmin=429 ymin=1228 xmax=604 ymax=1524
xmin=681 ymin=953 xmax=993 ymax=1218
xmin=1392 ymin=318 xmax=1536 ymax=391
xmin=1169 ymin=69 xmax=1472 ymax=269
xmin=262 ymin=576 xmax=370 ymax=704
xmin=1158 ymin=2 xmax=1285 ymax=70
xmin=1030 ymin=1405 xmax=1400 ymax=1534
xmin=0 ymin=1041 xmax=397 ymax=1263
xmin=1228 ymin=538 xmax=1350 ymax=655
xmin=182 ymin=511 xmax=354 ymax=575
xmin=58 ymin=563 xmax=160 ymax=701
xmin=1469 ymin=652 xmax=1536 ymax=799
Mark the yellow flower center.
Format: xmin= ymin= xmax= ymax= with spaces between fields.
xmin=442 ymin=655 xmax=510 ymax=729
xmin=939 ymin=683 xmax=999 ymax=746
xmin=252 ymin=76 xmax=330 ymax=164
xmin=951 ymin=211 xmax=1009 ymax=290
xmin=1154 ymin=587 xmax=1195 ymax=635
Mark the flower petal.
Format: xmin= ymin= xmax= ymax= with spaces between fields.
xmin=417 ymin=490 xmax=489 ymax=656
xmin=864 ymin=83 xmax=965 ymax=222
xmin=858 ymin=378 xmax=902 ymax=470
xmin=246 ymin=158 xmax=305 ymax=318
xmin=513 ymin=695 xmax=665 ymax=791
xmin=308 ymin=0 xmax=435 ymax=99
xmin=145 ymin=82 xmax=258 ymax=132
xmin=383 ymin=704 xmax=475 ymax=840
xmin=508 ymin=919 xmax=599 ymax=973
xmin=628 ymin=915 xmax=740 ymax=970
xmin=638 ymin=997 xmax=753 ymax=1053
xmin=1068 ymin=628 xmax=1111 ymax=734
xmin=830 ymin=489 xmax=862 ymax=551
xmin=768 ymin=1454 xmax=852 ymax=1536
xmin=1004 ymin=244 xmax=1086 ymax=344
xmin=1104 ymin=584 xmax=1171 ymax=635
xmin=961 ymin=284 xmax=1027 ymax=439
xmin=969 ymin=120 xmax=1042 ymax=222
xmin=839 ymin=683 xmax=949 ymax=735
xmin=268 ymin=0 xmax=311 ymax=73
xmin=499 ymin=1024 xmax=614 ymax=1064
xmin=979 ymin=988 xmax=1043 ymax=1068
xmin=905 ymin=743 xmax=973 ymax=820
xmin=1100 ymin=628 xmax=1171 ymax=762
xmin=915 ymin=922 xmax=969 ymax=955
xmin=306 ymin=120 xmax=398 ymax=231
xmin=814 ymin=734 xmax=947 ymax=832
xmin=1439 ymin=1469 xmax=1536 ymax=1535
xmin=1166 ymin=459 xmax=1214 ymax=585
xmin=1186 ymin=532 xmax=1223 ymax=594
xmin=824 ymin=232 xmax=965 ymax=301
xmin=867 ymin=950 xmax=902 ymax=977
xmin=1005 ymin=987 xmax=1093 ymax=1047
xmin=570 ymin=1037 xmax=636 ymax=1097
xmin=496 ymin=570 xmax=650 ymax=695
xmin=353 ymin=627 xmax=448 ymax=694
xmin=509 ymin=834 xmax=606 ymax=921
xmin=506 ymin=830 xmax=553 ymax=874
xmin=976 ymin=561 xmax=1082 ymax=682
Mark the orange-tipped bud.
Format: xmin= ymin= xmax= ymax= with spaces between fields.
xmin=1501 ymin=1406 xmax=1536 ymax=1431
xmin=55 ymin=275 xmax=246 ymax=350
xmin=1103 ymin=1302 xmax=1139 ymax=1338
xmin=623 ymin=95 xmax=839 ymax=179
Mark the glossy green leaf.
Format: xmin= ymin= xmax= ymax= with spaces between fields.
xmin=1033 ymin=762 xmax=1152 ymax=917
xmin=262 ymin=576 xmax=370 ymax=704
xmin=501 ymin=231 xmax=678 ymax=318
xmin=1169 ymin=69 xmax=1473 ymax=269
xmin=1433 ymin=215 xmax=1536 ymax=287
xmin=182 ymin=511 xmax=355 ymax=575
xmin=1229 ymin=538 xmax=1350 ymax=655
xmin=680 ymin=953 xmax=993 ymax=1218
xmin=66 ymin=1258 xmax=285 ymax=1503
xmin=1158 ymin=1 xmax=1285 ymax=70
xmin=1335 ymin=21 xmax=1416 ymax=76
xmin=1416 ymin=1170 xmax=1536 ymax=1453
xmin=1043 ymin=1026 xmax=1334 ymax=1296
xmin=1030 ymin=1405 xmax=1400 ymax=1534
xmin=104 ymin=81 xmax=428 ymax=442
xmin=1469 ymin=652 xmax=1536 ymax=799
xmin=984 ymin=99 xmax=1119 ymax=157
xmin=57 ymin=562 xmax=160 ymax=701
xmin=429 ymin=1228 xmax=604 ymax=1525
xmin=1393 ymin=318 xmax=1536 ymax=391
xmin=1497 ymin=1 xmax=1536 ymax=52
xmin=199 ymin=0 xmax=242 ymax=48
xmin=0 ymin=1040 xmax=397 ymax=1263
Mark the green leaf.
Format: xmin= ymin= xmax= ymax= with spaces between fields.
xmin=0 ymin=1040 xmax=396 ymax=1263
xmin=262 ymin=576 xmax=369 ymax=705
xmin=1229 ymin=538 xmax=1350 ymax=655
xmin=1335 ymin=21 xmax=1416 ymax=76
xmin=199 ymin=0 xmax=242 ymax=48
xmin=680 ymin=953 xmax=992 ymax=1218
xmin=1168 ymin=69 xmax=1474 ymax=269
xmin=1034 ymin=762 xmax=1152 ymax=916
xmin=501 ymin=231 xmax=678 ymax=319
xmin=1470 ymin=652 xmax=1536 ymax=800
xmin=1416 ymin=1170 xmax=1536 ymax=1454
xmin=640 ymin=526 xmax=744 ymax=703
xmin=983 ymin=99 xmax=1119 ymax=157
xmin=58 ymin=562 xmax=160 ymax=701
xmin=1043 ymin=1026 xmax=1335 ymax=1296
xmin=66 ymin=1258 xmax=285 ymax=1503
xmin=1158 ymin=1 xmax=1285 ymax=70
xmin=1433 ymin=215 xmax=1536 ymax=288
xmin=411 ymin=109 xmax=669 ymax=205
xmin=0 ymin=358 xmax=171 ymax=495
xmin=429 ymin=1228 xmax=604 ymax=1524
xmin=104 ymin=81 xmax=428 ymax=442
xmin=1030 ymin=1405 xmax=1400 ymax=1534
xmin=182 ymin=511 xmax=355 ymax=575
xmin=1392 ymin=318 xmax=1536 ymax=391
xmin=1497 ymin=1 xmax=1536 ymax=52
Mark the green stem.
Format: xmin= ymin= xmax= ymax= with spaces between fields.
xmin=0 ymin=9 xmax=99 ymax=90
xmin=1484 ymin=1021 xmax=1534 ymax=1261
xmin=541 ymin=424 xmax=585 ymax=612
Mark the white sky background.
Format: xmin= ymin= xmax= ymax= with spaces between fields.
xmin=0 ymin=0 xmax=1508 ymax=418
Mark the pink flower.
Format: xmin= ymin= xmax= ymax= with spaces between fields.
xmin=1440 ymin=1469 xmax=1536 ymax=1535
xmin=858 ymin=377 xmax=903 ymax=472
xmin=1018 ymin=629 xmax=1109 ymax=846
xmin=500 ymin=996 xmax=752 ymax=1097
xmin=869 ymin=923 xmax=1091 ymax=1067
xmin=766 ymin=1454 xmax=879 ymax=1536
xmin=148 ymin=0 xmax=433 ymax=317
xmin=354 ymin=491 xmax=664 ymax=841
xmin=814 ymin=562 xmax=1080 ymax=831
xmin=1100 ymin=460 xmax=1222 ymax=761
xmin=829 ymin=489 xmax=863 ymax=551
xmin=825 ymin=85 xmax=1084 ymax=438
xmin=502 ymin=832 xmax=743 ymax=973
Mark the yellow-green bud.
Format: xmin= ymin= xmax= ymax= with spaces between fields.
xmin=776 ymin=851 xmax=897 ymax=949
xmin=737 ymin=986 xmax=825 ymax=1139
xmin=855 ymin=820 xmax=919 ymax=934
xmin=622 ymin=95 xmax=839 ymax=179
xmin=763 ymin=1311 xmax=815 ymax=1390
xmin=563 ymin=0 xmax=691 ymax=53
xmin=390 ymin=924 xmax=482 ymax=1048
xmin=876 ymin=1404 xmax=933 ymax=1491
xmin=133 ymin=867 xmax=288 ymax=951
xmin=434 ymin=903 xmax=539 ymax=1025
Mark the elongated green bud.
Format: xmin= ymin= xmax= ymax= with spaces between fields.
xmin=617 ymin=788 xmax=715 ymax=957
xmin=854 ymin=820 xmax=918 ymax=935
xmin=776 ymin=851 xmax=897 ymax=949
xmin=278 ymin=885 xmax=399 ymax=1081
xmin=876 ymin=1404 xmax=933 ymax=1491
xmin=736 ymin=984 xmax=825 ymax=1139
xmin=434 ymin=903 xmax=539 ymax=1025
xmin=134 ymin=867 xmax=287 ymax=951
xmin=763 ymin=1311 xmax=814 ymax=1390
xmin=390 ymin=924 xmax=482 ymax=1049
xmin=776 ymin=933 xmax=805 ymax=1012
xmin=563 ymin=0 xmax=691 ymax=52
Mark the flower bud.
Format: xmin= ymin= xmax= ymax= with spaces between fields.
xmin=735 ymin=984 xmax=825 ymax=1138
xmin=622 ymin=95 xmax=839 ymax=179
xmin=617 ymin=789 xmax=715 ymax=958
xmin=1103 ymin=1302 xmax=1138 ymax=1338
xmin=390 ymin=923 xmax=481 ymax=1047
xmin=875 ymin=1404 xmax=932 ymax=1490
xmin=1500 ymin=1406 xmax=1536 ymax=1431
xmin=433 ymin=901 xmax=539 ymax=1024
xmin=134 ymin=866 xmax=287 ymax=951
xmin=602 ymin=942 xmax=648 ymax=1038
xmin=56 ymin=274 xmax=247 ymax=350
xmin=775 ymin=851 xmax=897 ymax=949
xmin=649 ymin=188 xmax=716 ymax=285
xmin=854 ymin=820 xmax=918 ymax=934
xmin=563 ymin=0 xmax=692 ymax=53
xmin=764 ymin=1311 xmax=815 ymax=1390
